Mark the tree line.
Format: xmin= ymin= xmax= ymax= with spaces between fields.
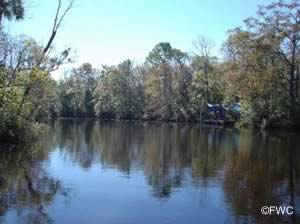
xmin=57 ymin=42 xmax=224 ymax=122
xmin=1 ymin=0 xmax=300 ymax=141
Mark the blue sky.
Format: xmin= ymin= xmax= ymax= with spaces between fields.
xmin=7 ymin=0 xmax=271 ymax=79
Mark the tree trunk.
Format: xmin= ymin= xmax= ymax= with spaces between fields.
xmin=43 ymin=31 xmax=56 ymax=54
xmin=204 ymin=59 xmax=209 ymax=103
xmin=296 ymin=65 xmax=299 ymax=98
xmin=0 ymin=12 xmax=3 ymax=29
xmin=289 ymin=65 xmax=295 ymax=114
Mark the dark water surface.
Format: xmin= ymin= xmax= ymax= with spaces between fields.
xmin=0 ymin=119 xmax=300 ymax=224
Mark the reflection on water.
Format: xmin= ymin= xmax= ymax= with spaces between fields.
xmin=0 ymin=142 xmax=71 ymax=224
xmin=0 ymin=119 xmax=300 ymax=223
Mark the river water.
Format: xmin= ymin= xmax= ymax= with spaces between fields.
xmin=0 ymin=119 xmax=299 ymax=224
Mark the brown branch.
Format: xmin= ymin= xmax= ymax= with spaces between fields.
xmin=56 ymin=0 xmax=74 ymax=29
xmin=42 ymin=0 xmax=74 ymax=55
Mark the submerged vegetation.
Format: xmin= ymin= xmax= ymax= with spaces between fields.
xmin=1 ymin=0 xmax=300 ymax=141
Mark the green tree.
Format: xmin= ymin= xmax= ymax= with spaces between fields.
xmin=58 ymin=63 xmax=99 ymax=117
xmin=0 ymin=0 xmax=24 ymax=27
xmin=146 ymin=42 xmax=174 ymax=119
xmin=93 ymin=60 xmax=144 ymax=119
xmin=0 ymin=35 xmax=60 ymax=140
xmin=190 ymin=54 xmax=224 ymax=117
xmin=223 ymin=28 xmax=290 ymax=126
xmin=145 ymin=42 xmax=193 ymax=121
xmin=242 ymin=0 xmax=300 ymax=117
xmin=0 ymin=0 xmax=74 ymax=141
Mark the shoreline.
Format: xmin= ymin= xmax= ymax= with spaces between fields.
xmin=54 ymin=117 xmax=300 ymax=131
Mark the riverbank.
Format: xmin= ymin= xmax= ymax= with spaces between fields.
xmin=1 ymin=116 xmax=299 ymax=145
xmin=56 ymin=117 xmax=300 ymax=130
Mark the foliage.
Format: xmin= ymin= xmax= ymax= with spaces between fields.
xmin=0 ymin=0 xmax=24 ymax=26
xmin=58 ymin=63 xmax=99 ymax=117
xmin=222 ymin=0 xmax=300 ymax=127
xmin=190 ymin=55 xmax=224 ymax=113
xmin=143 ymin=42 xmax=193 ymax=121
xmin=0 ymin=0 xmax=74 ymax=141
xmin=93 ymin=60 xmax=144 ymax=119
xmin=0 ymin=34 xmax=67 ymax=141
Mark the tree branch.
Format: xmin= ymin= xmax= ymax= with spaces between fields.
xmin=43 ymin=0 xmax=74 ymax=55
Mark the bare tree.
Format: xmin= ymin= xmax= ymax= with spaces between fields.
xmin=193 ymin=36 xmax=214 ymax=61
xmin=193 ymin=36 xmax=215 ymax=103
